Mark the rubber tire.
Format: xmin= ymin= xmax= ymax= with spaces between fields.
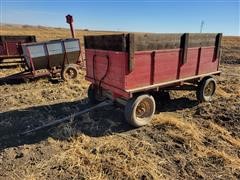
xmin=61 ymin=64 xmax=78 ymax=81
xmin=124 ymin=94 xmax=156 ymax=127
xmin=87 ymin=84 xmax=106 ymax=104
xmin=196 ymin=77 xmax=216 ymax=102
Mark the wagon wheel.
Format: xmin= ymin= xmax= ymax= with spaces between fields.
xmin=124 ymin=94 xmax=156 ymax=127
xmin=196 ymin=77 xmax=216 ymax=102
xmin=87 ymin=84 xmax=106 ymax=104
xmin=61 ymin=65 xmax=78 ymax=81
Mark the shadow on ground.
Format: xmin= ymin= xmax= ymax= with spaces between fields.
xmin=0 ymin=64 xmax=20 ymax=69
xmin=0 ymin=96 xmax=199 ymax=151
xmin=0 ymin=73 xmax=51 ymax=85
xmin=0 ymin=98 xmax=132 ymax=151
xmin=156 ymin=97 xmax=199 ymax=113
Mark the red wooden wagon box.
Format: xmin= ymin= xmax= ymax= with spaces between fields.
xmin=84 ymin=33 xmax=222 ymax=127
xmin=0 ymin=35 xmax=36 ymax=62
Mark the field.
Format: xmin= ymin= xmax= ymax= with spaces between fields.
xmin=0 ymin=25 xmax=240 ymax=179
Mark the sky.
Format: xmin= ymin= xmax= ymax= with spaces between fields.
xmin=0 ymin=0 xmax=239 ymax=35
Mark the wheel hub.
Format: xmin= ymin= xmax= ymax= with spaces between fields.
xmin=136 ymin=99 xmax=152 ymax=118
xmin=66 ymin=69 xmax=75 ymax=78
xmin=204 ymin=81 xmax=215 ymax=96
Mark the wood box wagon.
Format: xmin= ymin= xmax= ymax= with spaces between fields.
xmin=84 ymin=33 xmax=222 ymax=127
xmin=1 ymin=38 xmax=81 ymax=81
xmin=22 ymin=32 xmax=223 ymax=135
xmin=0 ymin=35 xmax=36 ymax=64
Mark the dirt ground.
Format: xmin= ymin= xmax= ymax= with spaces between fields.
xmin=0 ymin=25 xmax=240 ymax=179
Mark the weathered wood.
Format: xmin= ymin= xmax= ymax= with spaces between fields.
xmin=126 ymin=71 xmax=221 ymax=93
xmin=0 ymin=35 xmax=36 ymax=43
xmin=180 ymin=33 xmax=189 ymax=64
xmin=215 ymin=33 xmax=222 ymax=59
xmin=84 ymin=33 xmax=220 ymax=52
xmin=84 ymin=34 xmax=127 ymax=52
xmin=128 ymin=33 xmax=135 ymax=72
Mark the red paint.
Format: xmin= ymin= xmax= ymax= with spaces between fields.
xmin=85 ymin=46 xmax=219 ymax=99
xmin=66 ymin=14 xmax=75 ymax=38
xmin=0 ymin=41 xmax=21 ymax=58
xmin=0 ymin=36 xmax=36 ymax=60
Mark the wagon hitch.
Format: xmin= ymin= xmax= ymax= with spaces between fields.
xmin=20 ymin=100 xmax=113 ymax=136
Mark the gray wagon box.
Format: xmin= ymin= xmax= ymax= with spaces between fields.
xmin=22 ymin=38 xmax=80 ymax=70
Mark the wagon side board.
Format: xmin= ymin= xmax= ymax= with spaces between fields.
xmin=85 ymin=47 xmax=221 ymax=99
xmin=84 ymin=32 xmax=222 ymax=100
xmin=124 ymin=46 xmax=220 ymax=90
xmin=85 ymin=49 xmax=128 ymax=92
xmin=0 ymin=35 xmax=36 ymax=59
xmin=126 ymin=71 xmax=221 ymax=94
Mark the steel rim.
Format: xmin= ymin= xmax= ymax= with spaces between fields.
xmin=204 ymin=81 xmax=215 ymax=97
xmin=65 ymin=68 xmax=77 ymax=79
xmin=136 ymin=98 xmax=154 ymax=119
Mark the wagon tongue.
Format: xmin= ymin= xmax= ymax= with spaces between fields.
xmin=20 ymin=100 xmax=113 ymax=136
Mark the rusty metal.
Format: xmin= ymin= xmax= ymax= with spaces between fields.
xmin=1 ymin=39 xmax=80 ymax=82
xmin=66 ymin=14 xmax=75 ymax=38
xmin=204 ymin=81 xmax=215 ymax=96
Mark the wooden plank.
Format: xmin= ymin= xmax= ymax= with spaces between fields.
xmin=179 ymin=47 xmax=199 ymax=78
xmin=198 ymin=48 xmax=218 ymax=74
xmin=128 ymin=33 xmax=135 ymax=72
xmin=0 ymin=35 xmax=36 ymax=43
xmin=180 ymin=33 xmax=189 ymax=64
xmin=215 ymin=33 xmax=222 ymax=59
xmin=85 ymin=49 xmax=126 ymax=91
xmin=126 ymin=71 xmax=221 ymax=93
xmin=150 ymin=51 xmax=156 ymax=85
xmin=153 ymin=50 xmax=179 ymax=84
xmin=196 ymin=47 xmax=202 ymax=75
xmin=84 ymin=33 xmax=220 ymax=52
xmin=84 ymin=34 xmax=127 ymax=51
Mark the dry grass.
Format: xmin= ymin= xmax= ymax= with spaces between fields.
xmin=0 ymin=24 xmax=240 ymax=179
xmin=0 ymin=24 xmax=118 ymax=42
xmin=222 ymin=36 xmax=240 ymax=64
